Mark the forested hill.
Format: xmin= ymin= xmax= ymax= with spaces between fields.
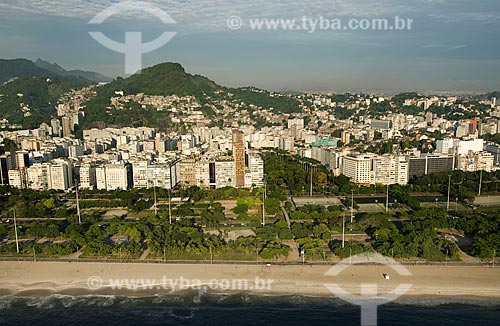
xmin=0 ymin=77 xmax=90 ymax=128
xmin=80 ymin=62 xmax=301 ymax=129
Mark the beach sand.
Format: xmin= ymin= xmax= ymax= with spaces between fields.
xmin=0 ymin=261 xmax=499 ymax=300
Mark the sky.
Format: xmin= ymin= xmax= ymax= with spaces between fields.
xmin=0 ymin=0 xmax=499 ymax=93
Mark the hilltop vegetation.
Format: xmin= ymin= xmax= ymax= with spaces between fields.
xmin=0 ymin=77 xmax=90 ymax=128
xmin=34 ymin=58 xmax=112 ymax=83
xmin=80 ymin=62 xmax=303 ymax=129
xmin=1 ymin=58 xmax=499 ymax=131
xmin=0 ymin=59 xmax=61 ymax=84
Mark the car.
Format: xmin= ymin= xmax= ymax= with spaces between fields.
xmin=383 ymin=273 xmax=390 ymax=280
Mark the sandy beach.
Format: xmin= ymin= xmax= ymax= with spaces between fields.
xmin=0 ymin=261 xmax=499 ymax=300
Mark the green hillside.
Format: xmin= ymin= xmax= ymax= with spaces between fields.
xmin=0 ymin=77 xmax=90 ymax=128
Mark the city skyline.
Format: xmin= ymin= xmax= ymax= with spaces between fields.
xmin=0 ymin=0 xmax=499 ymax=92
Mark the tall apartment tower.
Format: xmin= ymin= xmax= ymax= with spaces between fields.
xmin=0 ymin=155 xmax=9 ymax=185
xmin=51 ymin=118 xmax=62 ymax=137
xmin=13 ymin=151 xmax=29 ymax=169
xmin=62 ymin=116 xmax=72 ymax=138
xmin=232 ymin=129 xmax=246 ymax=188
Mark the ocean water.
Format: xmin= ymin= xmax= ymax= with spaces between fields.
xmin=0 ymin=293 xmax=499 ymax=326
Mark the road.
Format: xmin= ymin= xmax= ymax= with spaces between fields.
xmin=474 ymin=195 xmax=500 ymax=207
xmin=293 ymin=197 xmax=342 ymax=207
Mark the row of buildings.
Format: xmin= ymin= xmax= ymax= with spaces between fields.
xmin=0 ymin=129 xmax=264 ymax=192
xmin=340 ymin=139 xmax=495 ymax=186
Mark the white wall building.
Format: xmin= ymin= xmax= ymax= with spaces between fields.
xmin=457 ymin=152 xmax=494 ymax=172
xmin=95 ymin=162 xmax=132 ymax=191
xmin=246 ymin=154 xmax=264 ymax=188
xmin=436 ymin=138 xmax=458 ymax=154
xmin=457 ymin=139 xmax=484 ymax=155
xmin=24 ymin=159 xmax=73 ymax=191
xmin=343 ymin=155 xmax=372 ymax=185
xmin=343 ymin=154 xmax=408 ymax=185
xmin=78 ymin=162 xmax=97 ymax=189
xmin=48 ymin=159 xmax=73 ymax=191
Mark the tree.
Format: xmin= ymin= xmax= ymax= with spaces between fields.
xmin=329 ymin=240 xmax=366 ymax=258
xmin=264 ymin=198 xmax=280 ymax=215
xmin=232 ymin=203 xmax=248 ymax=214
xmin=317 ymin=172 xmax=328 ymax=185
xmin=259 ymin=241 xmax=291 ymax=259
xmin=255 ymin=226 xmax=277 ymax=241
xmin=43 ymin=198 xmax=57 ymax=209
xmin=291 ymin=223 xmax=312 ymax=239
xmin=86 ymin=224 xmax=106 ymax=242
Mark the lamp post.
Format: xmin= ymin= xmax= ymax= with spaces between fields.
xmin=447 ymin=175 xmax=451 ymax=212
xmin=342 ymin=209 xmax=345 ymax=248
xmin=262 ymin=175 xmax=266 ymax=226
xmin=309 ymin=164 xmax=314 ymax=198
xmin=478 ymin=170 xmax=483 ymax=196
xmin=76 ymin=183 xmax=81 ymax=224
xmin=351 ymin=190 xmax=354 ymax=223
xmin=385 ymin=183 xmax=389 ymax=213
xmin=168 ymin=189 xmax=172 ymax=224
xmin=153 ymin=178 xmax=158 ymax=216
xmin=14 ymin=209 xmax=19 ymax=253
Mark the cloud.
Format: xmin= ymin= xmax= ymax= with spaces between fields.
xmin=0 ymin=0 xmax=481 ymax=30
xmin=447 ymin=44 xmax=467 ymax=52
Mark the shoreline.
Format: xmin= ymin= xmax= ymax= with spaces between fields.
xmin=0 ymin=261 xmax=499 ymax=302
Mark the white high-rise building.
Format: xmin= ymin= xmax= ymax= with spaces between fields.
xmin=279 ymin=138 xmax=294 ymax=152
xmin=436 ymin=138 xmax=458 ymax=154
xmin=457 ymin=139 xmax=484 ymax=155
xmin=395 ymin=156 xmax=409 ymax=185
xmin=27 ymin=163 xmax=49 ymax=190
xmin=179 ymin=159 xmax=197 ymax=188
xmin=457 ymin=152 xmax=494 ymax=172
xmin=131 ymin=160 xmax=179 ymax=189
xmin=15 ymin=151 xmax=30 ymax=169
xmin=24 ymin=159 xmax=73 ymax=191
xmin=8 ymin=168 xmax=27 ymax=189
xmin=79 ymin=162 xmax=96 ymax=190
xmin=455 ymin=122 xmax=470 ymax=138
xmin=69 ymin=145 xmax=84 ymax=159
xmin=195 ymin=160 xmax=210 ymax=188
xmin=214 ymin=159 xmax=236 ymax=189
xmin=131 ymin=161 xmax=149 ymax=189
xmin=51 ymin=118 xmax=62 ymax=137
xmin=343 ymin=154 xmax=408 ymax=185
xmin=246 ymin=154 xmax=264 ymax=187
xmin=95 ymin=162 xmax=132 ymax=191
xmin=342 ymin=155 xmax=372 ymax=185
xmin=437 ymin=138 xmax=484 ymax=156
xmin=95 ymin=166 xmax=107 ymax=190
xmin=48 ymin=159 xmax=73 ymax=191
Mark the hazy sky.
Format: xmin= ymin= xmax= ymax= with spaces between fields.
xmin=0 ymin=0 xmax=499 ymax=92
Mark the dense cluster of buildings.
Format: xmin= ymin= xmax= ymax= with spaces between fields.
xmin=0 ymin=127 xmax=264 ymax=191
xmin=1 ymin=87 xmax=499 ymax=191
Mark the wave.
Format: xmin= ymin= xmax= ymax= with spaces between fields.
xmin=0 ymin=292 xmax=499 ymax=311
